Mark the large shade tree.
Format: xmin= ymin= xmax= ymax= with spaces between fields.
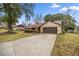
xmin=44 ymin=14 xmax=76 ymax=33
xmin=0 ymin=3 xmax=34 ymax=32
xmin=44 ymin=14 xmax=52 ymax=22
xmin=44 ymin=14 xmax=76 ymax=22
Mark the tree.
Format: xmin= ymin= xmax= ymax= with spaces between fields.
xmin=44 ymin=13 xmax=76 ymax=33
xmin=34 ymin=14 xmax=43 ymax=24
xmin=21 ymin=21 xmax=26 ymax=27
xmin=0 ymin=3 xmax=34 ymax=32
xmin=44 ymin=14 xmax=52 ymax=22
xmin=44 ymin=14 xmax=76 ymax=22
xmin=44 ymin=14 xmax=66 ymax=22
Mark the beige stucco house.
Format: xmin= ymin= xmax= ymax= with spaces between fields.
xmin=40 ymin=21 xmax=62 ymax=34
xmin=26 ymin=21 xmax=62 ymax=34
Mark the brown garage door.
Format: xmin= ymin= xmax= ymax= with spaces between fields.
xmin=43 ymin=27 xmax=57 ymax=34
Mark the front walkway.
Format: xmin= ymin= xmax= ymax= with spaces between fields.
xmin=0 ymin=34 xmax=56 ymax=56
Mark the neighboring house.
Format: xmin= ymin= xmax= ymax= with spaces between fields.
xmin=0 ymin=21 xmax=3 ymax=28
xmin=76 ymin=26 xmax=79 ymax=31
xmin=26 ymin=21 xmax=62 ymax=34
xmin=16 ymin=24 xmax=25 ymax=31
xmin=0 ymin=25 xmax=3 ymax=29
xmin=0 ymin=21 xmax=3 ymax=29
xmin=0 ymin=22 xmax=7 ymax=29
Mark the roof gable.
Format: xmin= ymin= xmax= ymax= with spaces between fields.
xmin=43 ymin=21 xmax=62 ymax=26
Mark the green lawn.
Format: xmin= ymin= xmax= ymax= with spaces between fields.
xmin=51 ymin=33 xmax=79 ymax=56
xmin=0 ymin=29 xmax=8 ymax=33
xmin=0 ymin=29 xmax=35 ymax=42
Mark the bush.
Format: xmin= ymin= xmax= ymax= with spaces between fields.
xmin=24 ymin=29 xmax=36 ymax=33
xmin=73 ymin=32 xmax=79 ymax=34
xmin=62 ymin=27 xmax=66 ymax=34
xmin=62 ymin=30 xmax=66 ymax=34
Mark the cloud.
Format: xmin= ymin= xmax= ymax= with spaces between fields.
xmin=60 ymin=7 xmax=68 ymax=12
xmin=60 ymin=6 xmax=79 ymax=12
xmin=50 ymin=3 xmax=60 ymax=8
xmin=70 ymin=6 xmax=79 ymax=10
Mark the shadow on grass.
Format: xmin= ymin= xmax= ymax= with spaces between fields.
xmin=0 ymin=32 xmax=17 ymax=36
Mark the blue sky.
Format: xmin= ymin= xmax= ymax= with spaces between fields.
xmin=18 ymin=3 xmax=79 ymax=25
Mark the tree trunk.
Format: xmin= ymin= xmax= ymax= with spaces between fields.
xmin=7 ymin=20 xmax=13 ymax=33
xmin=3 ymin=3 xmax=14 ymax=33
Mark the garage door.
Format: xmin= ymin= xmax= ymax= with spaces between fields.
xmin=43 ymin=27 xmax=57 ymax=34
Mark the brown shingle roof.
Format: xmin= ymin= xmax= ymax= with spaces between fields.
xmin=27 ymin=21 xmax=62 ymax=28
xmin=27 ymin=23 xmax=44 ymax=28
xmin=16 ymin=24 xmax=25 ymax=27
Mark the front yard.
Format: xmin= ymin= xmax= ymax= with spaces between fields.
xmin=51 ymin=33 xmax=79 ymax=56
xmin=0 ymin=29 xmax=34 ymax=42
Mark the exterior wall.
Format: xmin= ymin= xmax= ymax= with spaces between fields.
xmin=29 ymin=28 xmax=31 ymax=30
xmin=26 ymin=28 xmax=39 ymax=32
xmin=40 ymin=22 xmax=62 ymax=34
xmin=35 ymin=28 xmax=38 ymax=32
xmin=57 ymin=26 xmax=62 ymax=34
xmin=16 ymin=27 xmax=25 ymax=31
xmin=35 ymin=28 xmax=40 ymax=33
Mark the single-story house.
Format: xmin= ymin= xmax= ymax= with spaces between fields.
xmin=0 ymin=25 xmax=3 ymax=29
xmin=26 ymin=23 xmax=44 ymax=32
xmin=76 ymin=26 xmax=79 ymax=31
xmin=0 ymin=22 xmax=7 ymax=29
xmin=26 ymin=21 xmax=62 ymax=34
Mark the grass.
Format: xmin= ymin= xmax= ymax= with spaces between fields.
xmin=51 ymin=33 xmax=79 ymax=56
xmin=0 ymin=29 xmax=8 ymax=33
xmin=0 ymin=29 xmax=35 ymax=42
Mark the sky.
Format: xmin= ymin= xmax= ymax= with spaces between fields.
xmin=18 ymin=3 xmax=79 ymax=25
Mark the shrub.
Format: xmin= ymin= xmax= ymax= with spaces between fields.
xmin=24 ymin=29 xmax=36 ymax=33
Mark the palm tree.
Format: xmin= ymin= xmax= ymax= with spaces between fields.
xmin=0 ymin=3 xmax=34 ymax=32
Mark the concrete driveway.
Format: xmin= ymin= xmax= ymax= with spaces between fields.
xmin=0 ymin=34 xmax=56 ymax=56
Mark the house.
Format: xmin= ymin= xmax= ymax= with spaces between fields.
xmin=40 ymin=21 xmax=62 ymax=34
xmin=0 ymin=20 xmax=4 ymax=29
xmin=0 ymin=23 xmax=3 ymax=29
xmin=16 ymin=24 xmax=25 ymax=31
xmin=76 ymin=26 xmax=79 ymax=31
xmin=26 ymin=21 xmax=62 ymax=34
xmin=0 ymin=22 xmax=7 ymax=29
xmin=26 ymin=23 xmax=44 ymax=32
